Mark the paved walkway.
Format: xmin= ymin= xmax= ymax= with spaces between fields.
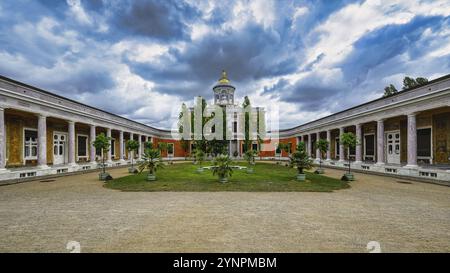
xmin=0 ymin=166 xmax=449 ymax=252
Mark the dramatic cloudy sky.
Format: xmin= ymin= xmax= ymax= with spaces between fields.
xmin=0 ymin=0 xmax=449 ymax=129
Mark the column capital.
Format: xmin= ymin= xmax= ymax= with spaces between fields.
xmin=37 ymin=113 xmax=47 ymax=118
xmin=377 ymin=118 xmax=385 ymax=123
xmin=407 ymin=112 xmax=419 ymax=117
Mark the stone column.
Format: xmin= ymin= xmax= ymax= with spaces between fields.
xmin=37 ymin=114 xmax=48 ymax=168
xmin=315 ymin=132 xmax=321 ymax=160
xmin=0 ymin=107 xmax=6 ymax=170
xmin=90 ymin=125 xmax=96 ymax=163
xmin=406 ymin=113 xmax=418 ymax=167
xmin=326 ymin=130 xmax=331 ymax=161
xmin=339 ymin=127 xmax=345 ymax=162
xmin=138 ymin=134 xmax=142 ymax=159
xmin=307 ymin=134 xmax=312 ymax=157
xmin=355 ymin=124 xmax=362 ymax=163
xmin=129 ymin=133 xmax=134 ymax=159
xmin=376 ymin=119 xmax=385 ymax=165
xmin=68 ymin=121 xmax=76 ymax=166
xmin=106 ymin=128 xmax=112 ymax=163
xmin=119 ymin=130 xmax=124 ymax=162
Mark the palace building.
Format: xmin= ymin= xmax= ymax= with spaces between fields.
xmin=0 ymin=72 xmax=449 ymax=183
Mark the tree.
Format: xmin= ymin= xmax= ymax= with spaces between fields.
xmin=126 ymin=139 xmax=139 ymax=171
xmin=212 ymin=155 xmax=234 ymax=183
xmin=138 ymin=148 xmax=164 ymax=181
xmin=340 ymin=132 xmax=358 ymax=181
xmin=383 ymin=84 xmax=398 ymax=97
xmin=244 ymin=149 xmax=257 ymax=173
xmin=383 ymin=76 xmax=429 ymax=97
xmin=403 ymin=76 xmax=417 ymax=90
xmin=289 ymin=142 xmax=313 ymax=181
xmin=194 ymin=148 xmax=205 ymax=169
xmin=314 ymin=139 xmax=329 ymax=173
xmin=415 ymin=77 xmax=428 ymax=86
xmin=92 ymin=133 xmax=111 ymax=178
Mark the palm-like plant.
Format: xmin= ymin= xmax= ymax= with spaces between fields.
xmin=289 ymin=142 xmax=313 ymax=181
xmin=314 ymin=139 xmax=329 ymax=174
xmin=212 ymin=155 xmax=233 ymax=183
xmin=138 ymin=148 xmax=164 ymax=181
xmin=340 ymin=132 xmax=358 ymax=181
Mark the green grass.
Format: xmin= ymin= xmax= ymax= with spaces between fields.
xmin=105 ymin=162 xmax=349 ymax=192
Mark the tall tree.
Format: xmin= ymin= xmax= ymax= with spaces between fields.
xmin=383 ymin=84 xmax=398 ymax=97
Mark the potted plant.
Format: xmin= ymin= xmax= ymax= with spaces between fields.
xmin=92 ymin=133 xmax=112 ymax=181
xmin=314 ymin=139 xmax=329 ymax=174
xmin=340 ymin=132 xmax=358 ymax=181
xmin=138 ymin=148 xmax=164 ymax=181
xmin=126 ymin=139 xmax=139 ymax=173
xmin=289 ymin=142 xmax=313 ymax=181
xmin=212 ymin=155 xmax=233 ymax=183
xmin=194 ymin=149 xmax=205 ymax=173
xmin=244 ymin=149 xmax=257 ymax=174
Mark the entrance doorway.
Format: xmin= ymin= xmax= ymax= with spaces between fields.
xmin=386 ymin=131 xmax=400 ymax=164
xmin=53 ymin=132 xmax=68 ymax=165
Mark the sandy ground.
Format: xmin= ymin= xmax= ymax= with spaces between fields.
xmin=0 ymin=166 xmax=449 ymax=253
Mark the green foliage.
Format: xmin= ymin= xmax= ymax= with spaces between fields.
xmin=383 ymin=84 xmax=398 ymax=97
xmin=144 ymin=141 xmax=153 ymax=150
xmin=244 ymin=150 xmax=257 ymax=166
xmin=212 ymin=155 xmax=234 ymax=180
xmin=289 ymin=142 xmax=313 ymax=174
xmin=92 ymin=133 xmax=111 ymax=173
xmin=340 ymin=132 xmax=358 ymax=174
xmin=383 ymin=76 xmax=429 ymax=97
xmin=126 ymin=139 xmax=140 ymax=168
xmin=194 ymin=149 xmax=205 ymax=166
xmin=340 ymin=132 xmax=357 ymax=150
xmin=157 ymin=142 xmax=168 ymax=153
xmin=315 ymin=139 xmax=329 ymax=169
xmin=138 ymin=148 xmax=164 ymax=176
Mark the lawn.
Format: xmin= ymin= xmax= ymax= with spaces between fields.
xmin=105 ymin=162 xmax=350 ymax=192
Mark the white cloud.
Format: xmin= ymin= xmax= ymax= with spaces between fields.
xmin=66 ymin=0 xmax=93 ymax=26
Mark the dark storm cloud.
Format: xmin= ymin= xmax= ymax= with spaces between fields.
xmin=127 ymin=23 xmax=298 ymax=98
xmin=111 ymin=0 xmax=199 ymax=41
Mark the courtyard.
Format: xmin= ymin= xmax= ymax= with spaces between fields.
xmin=0 ymin=166 xmax=449 ymax=253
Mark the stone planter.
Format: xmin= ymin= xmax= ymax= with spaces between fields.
xmin=196 ymin=167 xmax=204 ymax=173
xmin=219 ymin=177 xmax=228 ymax=183
xmin=147 ymin=174 xmax=156 ymax=181
xmin=128 ymin=167 xmax=138 ymax=174
xmin=341 ymin=173 xmax=355 ymax=181
xmin=296 ymin=173 xmax=306 ymax=181
xmin=314 ymin=168 xmax=324 ymax=174
xmin=246 ymin=168 xmax=254 ymax=174
xmin=99 ymin=172 xmax=112 ymax=181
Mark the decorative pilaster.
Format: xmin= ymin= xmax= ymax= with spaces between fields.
xmin=406 ymin=113 xmax=418 ymax=168
xmin=339 ymin=127 xmax=345 ymax=162
xmin=376 ymin=119 xmax=385 ymax=165
xmin=326 ymin=130 xmax=331 ymax=161
xmin=37 ymin=114 xmax=48 ymax=168
xmin=68 ymin=121 xmax=76 ymax=166
xmin=90 ymin=125 xmax=96 ymax=163
xmin=355 ymin=124 xmax=362 ymax=163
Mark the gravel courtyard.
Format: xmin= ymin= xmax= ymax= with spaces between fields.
xmin=0 ymin=167 xmax=449 ymax=253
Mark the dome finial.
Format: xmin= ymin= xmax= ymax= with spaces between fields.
xmin=218 ymin=70 xmax=230 ymax=84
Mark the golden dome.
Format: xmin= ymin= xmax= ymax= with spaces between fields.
xmin=218 ymin=70 xmax=230 ymax=84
